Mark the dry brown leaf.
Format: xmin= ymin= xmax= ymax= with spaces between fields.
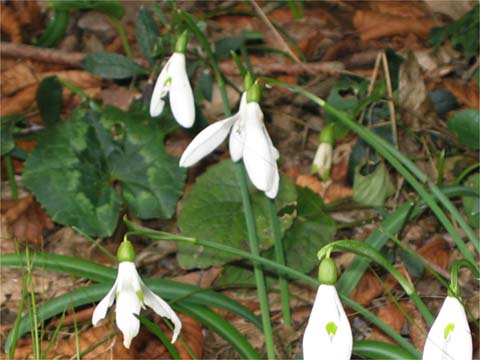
xmin=12 ymin=0 xmax=42 ymax=28
xmin=349 ymin=271 xmax=383 ymax=306
xmin=443 ymin=78 xmax=480 ymax=109
xmin=399 ymin=51 xmax=437 ymax=130
xmin=0 ymin=196 xmax=54 ymax=245
xmin=369 ymin=1 xmax=426 ymax=18
xmin=39 ymin=70 xmax=101 ymax=89
xmin=296 ymin=174 xmax=325 ymax=195
xmin=0 ymin=84 xmax=37 ymax=116
xmin=353 ymin=10 xmax=435 ymax=41
xmin=324 ymin=183 xmax=352 ymax=204
xmin=367 ymin=300 xmax=406 ymax=344
xmin=101 ymin=85 xmax=140 ymax=111
xmin=0 ymin=5 xmax=22 ymax=43
xmin=1 ymin=62 xmax=37 ymax=96
xmin=404 ymin=300 xmax=428 ymax=351
xmin=174 ymin=267 xmax=223 ymax=287
xmin=418 ymin=235 xmax=450 ymax=275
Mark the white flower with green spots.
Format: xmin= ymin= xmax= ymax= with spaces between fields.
xmin=92 ymin=261 xmax=182 ymax=349
xmin=422 ymin=296 xmax=472 ymax=360
xmin=302 ymin=284 xmax=352 ymax=360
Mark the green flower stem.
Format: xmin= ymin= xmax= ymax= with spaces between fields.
xmin=108 ymin=17 xmax=132 ymax=58
xmin=261 ymin=78 xmax=478 ymax=263
xmin=181 ymin=12 xmax=275 ymax=358
xmin=268 ymin=199 xmax=292 ymax=327
xmin=318 ymin=240 xmax=434 ymax=325
xmin=235 ymin=163 xmax=276 ymax=359
xmin=5 ymin=154 xmax=18 ymax=199
xmin=125 ymin=222 xmax=420 ymax=358
xmin=449 ymin=259 xmax=480 ymax=297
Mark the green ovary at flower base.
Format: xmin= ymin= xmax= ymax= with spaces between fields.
xmin=92 ymin=239 xmax=182 ymax=349
xmin=179 ymin=76 xmax=280 ymax=198
xmin=303 ymin=257 xmax=353 ymax=360
xmin=150 ymin=30 xmax=195 ymax=128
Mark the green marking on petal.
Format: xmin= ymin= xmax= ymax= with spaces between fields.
xmin=444 ymin=322 xmax=455 ymax=339
xmin=164 ymin=77 xmax=172 ymax=86
xmin=326 ymin=321 xmax=338 ymax=336
xmin=136 ymin=290 xmax=144 ymax=303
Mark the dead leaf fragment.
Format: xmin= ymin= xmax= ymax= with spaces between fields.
xmin=1 ymin=62 xmax=37 ymax=96
xmin=418 ymin=236 xmax=450 ymax=275
xmin=0 ymin=196 xmax=54 ymax=245
xmin=442 ymin=78 xmax=480 ymax=109
xmin=353 ymin=10 xmax=435 ymax=41
xmin=0 ymin=5 xmax=22 ymax=43
xmin=368 ymin=300 xmax=406 ymax=344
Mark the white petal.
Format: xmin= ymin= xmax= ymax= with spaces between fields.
xmin=116 ymin=262 xmax=143 ymax=294
xmin=179 ymin=114 xmax=239 ymax=167
xmin=312 ymin=143 xmax=332 ymax=178
xmin=169 ymin=53 xmax=195 ymax=128
xmin=265 ymin=162 xmax=279 ymax=198
xmin=303 ymin=285 xmax=352 ymax=360
xmin=243 ymin=103 xmax=275 ymax=192
xmin=422 ymin=296 xmax=472 ymax=360
xmin=228 ymin=93 xmax=248 ymax=162
xmin=150 ymin=55 xmax=173 ymax=117
xmin=92 ymin=280 xmax=118 ymax=326
xmin=116 ymin=290 xmax=142 ymax=349
xmin=142 ymin=285 xmax=182 ymax=343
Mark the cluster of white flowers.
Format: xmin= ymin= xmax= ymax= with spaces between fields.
xmin=92 ymin=33 xmax=474 ymax=357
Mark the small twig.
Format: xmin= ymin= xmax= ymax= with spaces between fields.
xmin=1 ymin=42 xmax=85 ymax=67
xmin=250 ymin=0 xmax=312 ymax=74
xmin=381 ymin=52 xmax=398 ymax=149
xmin=219 ymin=59 xmax=344 ymax=76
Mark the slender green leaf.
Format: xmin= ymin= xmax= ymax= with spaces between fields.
xmin=462 ymin=173 xmax=480 ymax=228
xmin=49 ymin=0 xmax=125 ymax=19
xmin=81 ymin=52 xmax=147 ymax=79
xmin=353 ymin=340 xmax=418 ymax=360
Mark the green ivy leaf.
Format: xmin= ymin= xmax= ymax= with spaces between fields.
xmin=81 ymin=52 xmax=147 ymax=79
xmin=353 ymin=161 xmax=395 ymax=207
xmin=23 ymin=106 xmax=185 ymax=236
xmin=36 ymin=76 xmax=62 ymax=127
xmin=136 ymin=6 xmax=161 ymax=63
xmin=217 ymin=186 xmax=336 ymax=286
xmin=177 ymin=160 xmax=296 ymax=269
xmin=447 ymin=109 xmax=480 ymax=149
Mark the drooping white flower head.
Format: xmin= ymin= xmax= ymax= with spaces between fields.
xmin=312 ymin=123 xmax=335 ymax=181
xmin=150 ymin=31 xmax=195 ymax=128
xmin=422 ymin=296 xmax=472 ymax=360
xmin=312 ymin=143 xmax=332 ymax=180
xmin=179 ymin=82 xmax=280 ymax=198
xmin=303 ymin=257 xmax=352 ymax=360
xmin=92 ymin=241 xmax=182 ymax=349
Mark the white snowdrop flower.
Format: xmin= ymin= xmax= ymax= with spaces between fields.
xmin=422 ymin=296 xmax=472 ymax=360
xmin=179 ymin=84 xmax=280 ymax=198
xmin=150 ymin=31 xmax=195 ymax=128
xmin=312 ymin=143 xmax=333 ymax=181
xmin=92 ymin=241 xmax=181 ymax=349
xmin=303 ymin=257 xmax=352 ymax=360
xmin=312 ymin=123 xmax=335 ymax=181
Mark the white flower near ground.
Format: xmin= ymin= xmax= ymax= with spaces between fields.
xmin=422 ymin=296 xmax=472 ymax=360
xmin=150 ymin=52 xmax=195 ymax=128
xmin=303 ymin=284 xmax=352 ymax=360
xmin=179 ymin=93 xmax=280 ymax=198
xmin=92 ymin=261 xmax=182 ymax=349
xmin=312 ymin=142 xmax=333 ymax=181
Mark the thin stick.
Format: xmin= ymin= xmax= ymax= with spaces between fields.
xmin=381 ymin=52 xmax=399 ymax=148
xmin=1 ymin=42 xmax=84 ymax=67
